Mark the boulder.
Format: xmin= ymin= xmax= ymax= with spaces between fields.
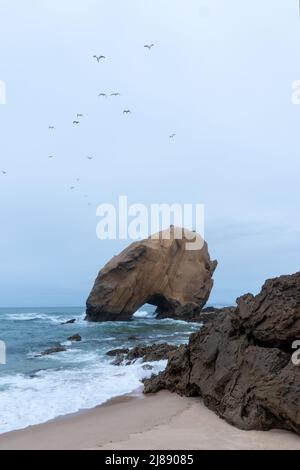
xmin=86 ymin=226 xmax=217 ymax=321
xmin=144 ymin=271 xmax=300 ymax=434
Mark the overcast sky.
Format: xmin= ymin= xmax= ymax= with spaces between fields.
xmin=0 ymin=0 xmax=300 ymax=307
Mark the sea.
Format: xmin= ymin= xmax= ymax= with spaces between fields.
xmin=0 ymin=305 xmax=205 ymax=434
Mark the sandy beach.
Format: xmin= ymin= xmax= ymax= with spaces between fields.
xmin=0 ymin=390 xmax=299 ymax=450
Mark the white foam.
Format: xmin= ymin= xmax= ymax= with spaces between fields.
xmin=133 ymin=310 xmax=157 ymax=319
xmin=2 ymin=312 xmax=86 ymax=325
xmin=0 ymin=359 xmax=167 ymax=434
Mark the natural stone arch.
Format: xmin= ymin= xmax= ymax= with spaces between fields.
xmin=86 ymin=227 xmax=217 ymax=322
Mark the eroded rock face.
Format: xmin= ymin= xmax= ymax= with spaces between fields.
xmin=144 ymin=272 xmax=300 ymax=434
xmin=86 ymin=227 xmax=217 ymax=322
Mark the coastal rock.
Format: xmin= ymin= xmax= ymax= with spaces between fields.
xmin=86 ymin=226 xmax=217 ymax=321
xmin=40 ymin=344 xmax=67 ymax=356
xmin=126 ymin=343 xmax=178 ymax=363
xmin=144 ymin=272 xmax=300 ymax=434
xmin=106 ymin=348 xmax=129 ymax=357
xmin=192 ymin=306 xmax=235 ymax=324
xmin=67 ymin=334 xmax=82 ymax=342
xmin=107 ymin=343 xmax=178 ymax=366
xmin=61 ymin=319 xmax=76 ymax=325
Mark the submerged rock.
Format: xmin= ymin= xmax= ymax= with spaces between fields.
xmin=40 ymin=344 xmax=67 ymax=356
xmin=61 ymin=319 xmax=76 ymax=325
xmin=86 ymin=226 xmax=217 ymax=322
xmin=67 ymin=334 xmax=82 ymax=342
xmin=144 ymin=271 xmax=300 ymax=434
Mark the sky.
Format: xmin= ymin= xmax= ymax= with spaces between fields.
xmin=0 ymin=0 xmax=300 ymax=307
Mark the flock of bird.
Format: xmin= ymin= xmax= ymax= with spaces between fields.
xmin=1 ymin=43 xmax=176 ymax=189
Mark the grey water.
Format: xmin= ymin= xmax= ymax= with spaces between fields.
xmin=0 ymin=305 xmax=202 ymax=434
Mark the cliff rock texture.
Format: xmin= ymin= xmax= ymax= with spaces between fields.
xmin=144 ymin=272 xmax=300 ymax=434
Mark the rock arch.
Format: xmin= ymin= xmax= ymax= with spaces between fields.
xmin=86 ymin=227 xmax=217 ymax=322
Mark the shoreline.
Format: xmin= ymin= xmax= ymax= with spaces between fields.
xmin=0 ymin=390 xmax=299 ymax=450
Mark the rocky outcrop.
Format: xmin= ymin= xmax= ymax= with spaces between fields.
xmin=107 ymin=343 xmax=178 ymax=366
xmin=67 ymin=334 xmax=82 ymax=342
xmin=61 ymin=319 xmax=76 ymax=325
xmin=144 ymin=272 xmax=300 ymax=434
xmin=190 ymin=306 xmax=235 ymax=324
xmin=39 ymin=344 xmax=67 ymax=356
xmin=86 ymin=227 xmax=217 ymax=322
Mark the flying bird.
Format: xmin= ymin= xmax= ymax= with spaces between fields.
xmin=169 ymin=133 xmax=176 ymax=139
xmin=48 ymin=155 xmax=54 ymax=159
xmin=73 ymin=120 xmax=80 ymax=125
xmin=98 ymin=93 xmax=107 ymax=98
xmin=77 ymin=114 xmax=83 ymax=118
xmin=144 ymin=44 xmax=154 ymax=50
xmin=87 ymin=156 xmax=93 ymax=160
xmin=110 ymin=92 xmax=121 ymax=96
xmin=1 ymin=170 xmax=7 ymax=175
xmin=93 ymin=55 xmax=105 ymax=62
xmin=70 ymin=186 xmax=75 ymax=190
xmin=48 ymin=126 xmax=55 ymax=130
xmin=123 ymin=109 xmax=131 ymax=114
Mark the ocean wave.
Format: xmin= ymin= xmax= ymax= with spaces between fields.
xmin=0 ymin=359 xmax=166 ymax=434
xmin=2 ymin=312 xmax=85 ymax=325
xmin=133 ymin=310 xmax=157 ymax=319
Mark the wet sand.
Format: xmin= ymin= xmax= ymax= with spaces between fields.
xmin=0 ymin=391 xmax=299 ymax=450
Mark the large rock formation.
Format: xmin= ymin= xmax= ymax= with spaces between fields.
xmin=86 ymin=227 xmax=217 ymax=321
xmin=144 ymin=272 xmax=300 ymax=434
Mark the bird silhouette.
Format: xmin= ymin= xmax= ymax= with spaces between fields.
xmin=169 ymin=133 xmax=176 ymax=139
xmin=77 ymin=114 xmax=83 ymax=118
xmin=123 ymin=109 xmax=131 ymax=114
xmin=48 ymin=155 xmax=54 ymax=159
xmin=70 ymin=186 xmax=75 ymax=190
xmin=73 ymin=121 xmax=80 ymax=125
xmin=93 ymin=55 xmax=105 ymax=62
xmin=111 ymin=92 xmax=121 ymax=96
xmin=1 ymin=170 xmax=7 ymax=175
xmin=87 ymin=156 xmax=93 ymax=160
xmin=48 ymin=126 xmax=55 ymax=130
xmin=98 ymin=93 xmax=107 ymax=98
xmin=144 ymin=44 xmax=154 ymax=50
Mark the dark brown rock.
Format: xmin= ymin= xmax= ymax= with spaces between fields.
xmin=144 ymin=272 xmax=300 ymax=434
xmin=67 ymin=334 xmax=82 ymax=342
xmin=126 ymin=343 xmax=178 ymax=363
xmin=86 ymin=227 xmax=217 ymax=321
xmin=106 ymin=348 xmax=129 ymax=357
xmin=191 ymin=306 xmax=235 ymax=324
xmin=61 ymin=319 xmax=76 ymax=325
xmin=128 ymin=335 xmax=138 ymax=341
xmin=107 ymin=343 xmax=178 ymax=366
xmin=40 ymin=344 xmax=67 ymax=356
